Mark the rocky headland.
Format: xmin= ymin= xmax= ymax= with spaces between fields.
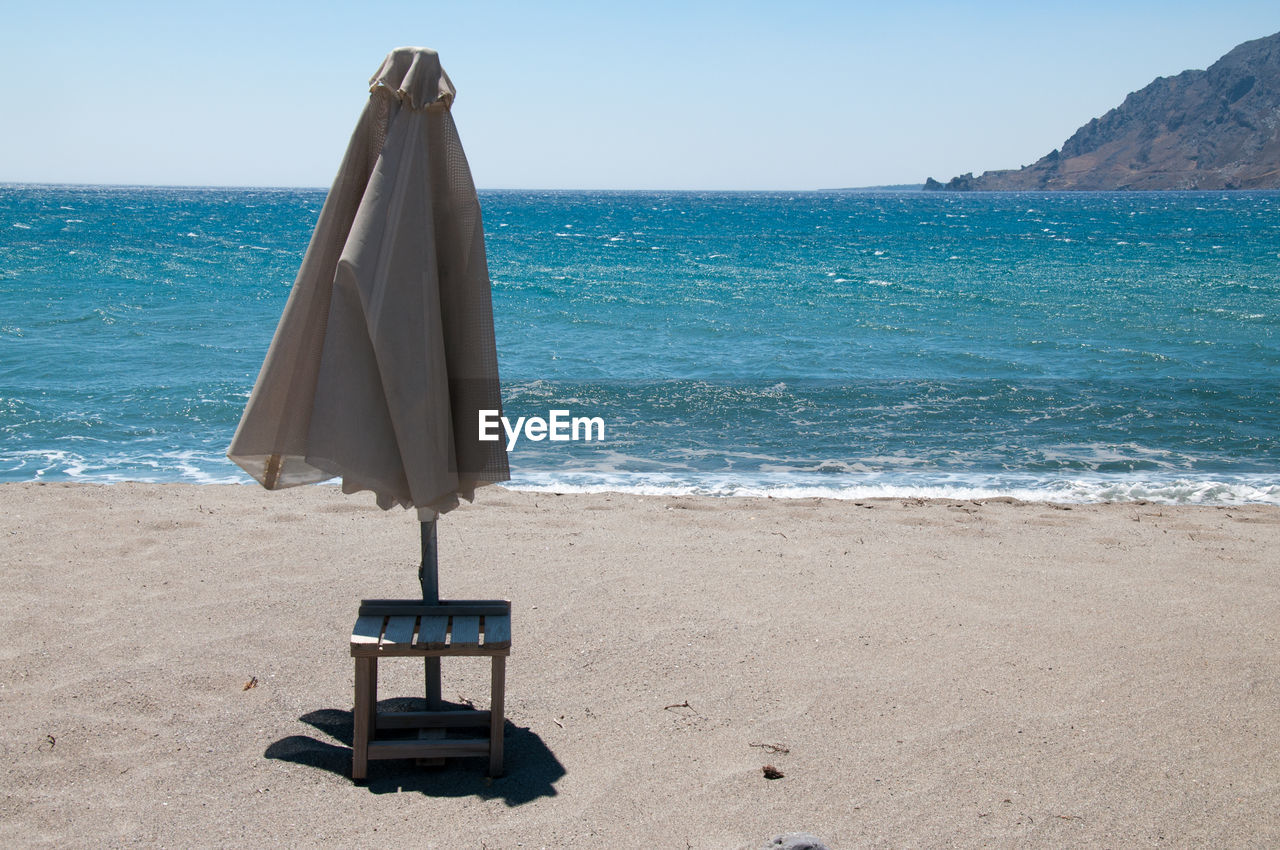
xmin=926 ymin=31 xmax=1280 ymax=190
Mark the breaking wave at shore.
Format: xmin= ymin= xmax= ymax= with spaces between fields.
xmin=505 ymin=472 xmax=1280 ymax=506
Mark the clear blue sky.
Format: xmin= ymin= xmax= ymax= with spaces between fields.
xmin=4 ymin=1 xmax=1277 ymax=189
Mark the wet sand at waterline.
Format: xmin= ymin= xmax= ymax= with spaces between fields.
xmin=3 ymin=482 xmax=1278 ymax=848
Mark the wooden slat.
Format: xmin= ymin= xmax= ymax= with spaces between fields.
xmin=482 ymin=615 xmax=511 ymax=649
xmin=352 ymin=645 xmax=507 ymax=658
xmin=450 ymin=615 xmax=481 ymax=648
xmin=351 ymin=615 xmax=385 ymax=647
xmin=382 ymin=615 xmax=417 ymax=647
xmin=415 ymin=726 xmax=446 ymax=767
xmin=366 ymin=740 xmax=490 ymax=760
xmin=416 ymin=615 xmax=449 ymax=649
xmin=376 ymin=710 xmax=491 ymax=730
xmin=360 ymin=599 xmax=510 ymax=617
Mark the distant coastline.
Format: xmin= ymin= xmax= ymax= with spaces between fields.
xmin=827 ymin=183 xmax=925 ymax=192
xmin=927 ymin=31 xmax=1280 ymax=191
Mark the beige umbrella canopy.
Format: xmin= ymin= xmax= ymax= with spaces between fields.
xmin=228 ymin=47 xmax=509 ymax=518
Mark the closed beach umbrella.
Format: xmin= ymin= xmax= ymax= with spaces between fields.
xmin=228 ymin=48 xmax=511 ymax=743
xmin=228 ymin=47 xmax=509 ymax=519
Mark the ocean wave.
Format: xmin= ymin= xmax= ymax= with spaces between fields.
xmin=504 ymin=472 xmax=1280 ymax=505
xmin=0 ymin=449 xmax=247 ymax=485
xmin=3 ymin=447 xmax=1276 ymax=505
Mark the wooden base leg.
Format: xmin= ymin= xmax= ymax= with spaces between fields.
xmin=488 ymin=656 xmax=506 ymax=777
xmin=353 ymin=656 xmax=376 ymax=781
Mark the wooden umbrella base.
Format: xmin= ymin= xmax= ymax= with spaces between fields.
xmin=349 ymin=600 xmax=511 ymax=780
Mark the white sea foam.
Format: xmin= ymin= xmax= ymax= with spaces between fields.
xmin=8 ymin=450 xmax=1276 ymax=507
xmin=503 ymin=473 xmax=1280 ymax=506
xmin=1 ymin=449 xmax=248 ymax=486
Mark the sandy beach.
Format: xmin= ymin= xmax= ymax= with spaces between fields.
xmin=2 ymin=482 xmax=1278 ymax=848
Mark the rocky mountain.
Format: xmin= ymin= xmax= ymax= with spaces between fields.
xmin=925 ymin=32 xmax=1280 ymax=190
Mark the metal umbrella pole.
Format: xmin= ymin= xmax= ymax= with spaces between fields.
xmin=420 ymin=519 xmax=442 ymax=709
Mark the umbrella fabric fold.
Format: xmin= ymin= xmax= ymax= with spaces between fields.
xmin=228 ymin=47 xmax=509 ymax=517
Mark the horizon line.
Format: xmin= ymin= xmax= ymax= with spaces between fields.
xmin=1 ymin=180 xmax=930 ymax=193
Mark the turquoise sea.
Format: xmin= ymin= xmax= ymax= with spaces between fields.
xmin=2 ymin=185 xmax=1278 ymax=503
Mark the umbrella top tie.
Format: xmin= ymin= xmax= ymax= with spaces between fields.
xmin=370 ymin=46 xmax=455 ymax=111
